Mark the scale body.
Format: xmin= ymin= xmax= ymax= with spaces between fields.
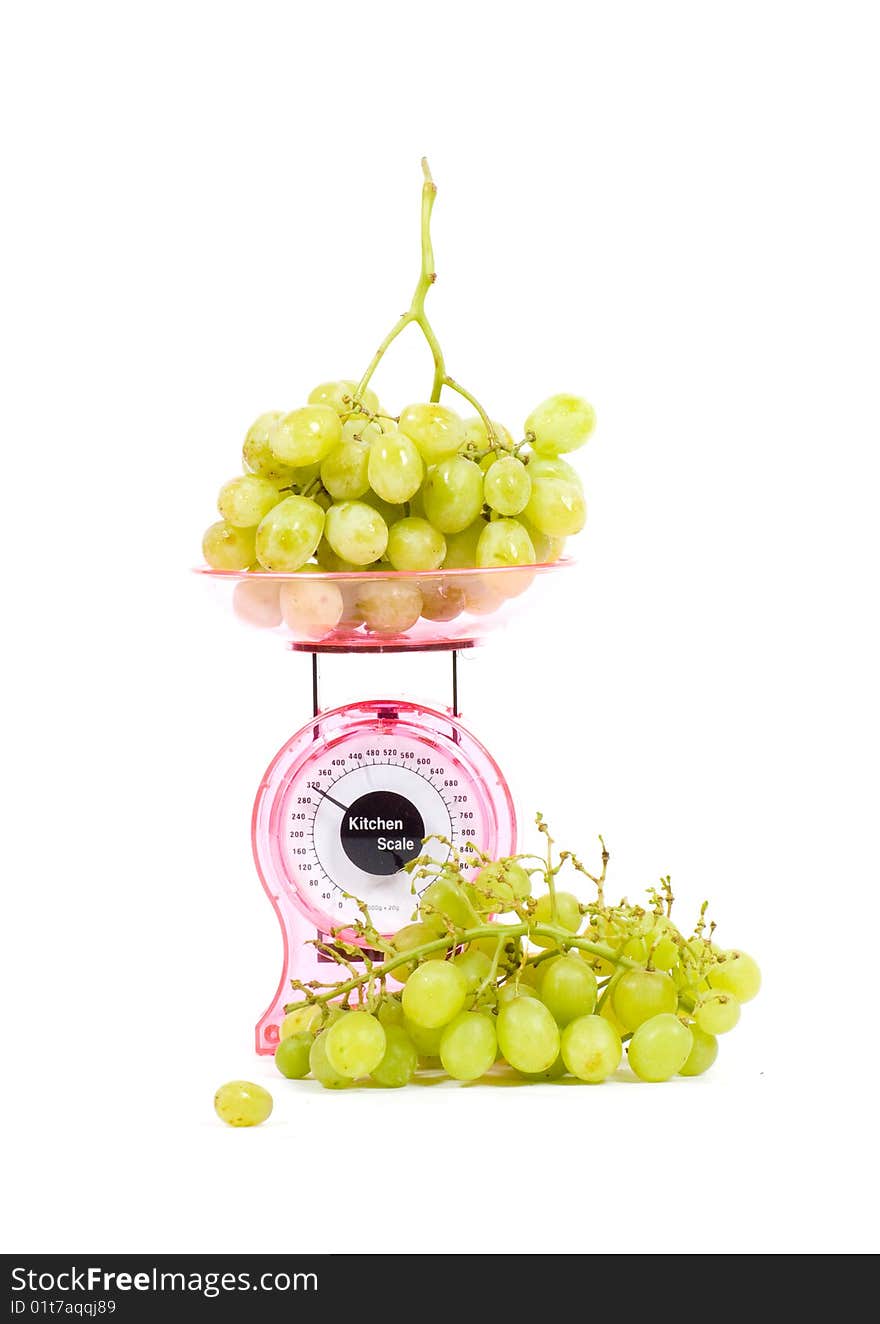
xmin=252 ymin=649 xmax=516 ymax=1052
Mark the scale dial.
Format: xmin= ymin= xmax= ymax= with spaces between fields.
xmin=253 ymin=700 xmax=516 ymax=937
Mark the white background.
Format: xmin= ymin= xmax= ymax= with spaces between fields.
xmin=2 ymin=0 xmax=878 ymax=1256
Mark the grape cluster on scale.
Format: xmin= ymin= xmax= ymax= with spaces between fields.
xmin=200 ymin=159 xmax=594 ymax=638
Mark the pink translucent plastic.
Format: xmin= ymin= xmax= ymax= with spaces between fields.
xmin=252 ymin=700 xmax=516 ymax=1053
xmin=196 ymin=560 xmax=573 ymax=651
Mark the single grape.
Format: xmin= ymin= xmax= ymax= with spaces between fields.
xmin=278 ymin=578 xmax=344 ymax=638
xmin=526 ymin=393 xmax=596 ymax=454
xmin=214 ymin=1080 xmax=273 ymax=1126
xmin=242 ymin=412 xmax=295 ymax=481
xmin=376 ymin=995 xmax=406 ymax=1028
xmin=452 ymin=947 xmax=493 ymax=993
xmin=646 ymin=920 xmax=681 ymax=973
xmin=707 ymin=950 xmax=761 ymax=1003
xmin=308 ymin=1032 xmax=354 ymax=1089
xmin=462 ymin=574 xmax=507 ymax=616
xmin=524 ymin=476 xmax=586 ymax=536
xmin=386 ymin=517 xmax=446 ymax=570
xmin=370 ymin=1025 xmax=419 ymax=1088
xmin=401 ymin=960 xmax=468 ymax=1029
xmin=270 ymin=405 xmax=342 ymax=466
xmin=419 ymin=875 xmax=480 ymax=929
xmin=391 ymin=920 xmax=447 ymax=981
xmin=368 ymin=434 xmax=424 ymax=504
xmin=599 ymin=992 xmax=630 ymax=1038
xmin=462 ymin=417 xmax=516 ymax=450
xmin=255 ymin=495 xmax=325 ymax=571
xmin=280 ymin=1003 xmax=323 ymax=1038
xmin=516 ymin=1053 xmax=567 ymax=1081
xmin=402 ymin=1016 xmax=443 ymax=1059
xmin=540 ymin=955 xmax=598 ymax=1025
xmin=419 ymin=581 xmax=466 ymax=621
xmin=678 ymin=1027 xmax=719 ymax=1077
xmin=612 ymin=969 xmax=678 ymax=1032
xmin=531 ymin=891 xmax=582 ymax=948
xmin=496 ymin=980 xmax=541 ymax=1005
xmin=526 ymin=455 xmax=584 ymax=488
xmin=399 ymin=403 xmax=466 ymax=463
xmin=561 ymin=1015 xmax=622 ymax=1082
xmin=423 ymin=456 xmax=484 ymax=533
xmin=356 ymin=580 xmax=422 ymax=634
xmin=694 ymin=990 xmax=741 ymax=1035
xmin=341 ymin=416 xmax=385 ymax=446
xmin=497 ymin=997 xmax=560 ymax=1074
xmin=361 ymin=491 xmax=407 ymax=526
xmin=324 ymin=1011 xmax=386 ymax=1079
xmin=324 ymin=501 xmax=388 ymax=565
xmin=307 ymin=380 xmax=380 ymax=416
xmin=627 ymin=1014 xmax=693 ymax=1082
xmin=484 ymin=456 xmax=532 ymax=516
xmin=442 ymin=517 xmax=488 ymax=568
xmin=320 ymin=439 xmax=371 ymax=500
xmin=468 ymin=860 xmax=532 ymax=911
xmin=274 ymin=1031 xmax=314 ymax=1079
xmin=314 ymin=538 xmax=360 ymax=572
xmin=202 ymin=520 xmax=257 ymax=570
xmin=519 ymin=515 xmax=566 ymax=564
xmin=440 ymin=1011 xmax=498 ymax=1081
xmin=218 ymin=474 xmax=282 ymax=528
xmin=232 ymin=578 xmax=282 ymax=628
xmin=475 ymin=518 xmax=536 ymax=568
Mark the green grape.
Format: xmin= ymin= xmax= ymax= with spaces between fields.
xmin=367 ymin=434 xmax=424 ymax=503
xmin=314 ymin=538 xmax=360 ymax=572
xmin=627 ymin=1014 xmax=693 ymax=1082
xmin=462 ymin=417 xmax=516 ymax=450
xmin=399 ymin=402 xmax=466 ymax=463
xmin=531 ymin=891 xmax=582 ymax=948
xmin=324 ymin=1011 xmax=387 ymax=1078
xmin=679 ymin=1027 xmax=718 ymax=1077
xmin=202 ymin=521 xmax=257 ymax=570
xmin=496 ymin=980 xmax=541 ymax=1005
xmin=243 ymin=412 xmax=295 ymax=481
xmin=403 ymin=1016 xmax=443 ymax=1059
xmin=419 ymin=582 xmax=466 ymax=622
xmin=707 ymin=950 xmax=761 ymax=1003
xmin=391 ymin=921 xmax=447 ymax=981
xmin=540 ymin=955 xmax=598 ymax=1025
xmin=361 ymin=491 xmax=407 ymax=526
xmin=561 ymin=1015 xmax=622 ymax=1083
xmin=274 ymin=1031 xmax=314 ymax=1079
xmin=524 ymin=476 xmax=586 ymax=536
xmin=469 ymin=860 xmax=532 ymax=911
xmin=484 ymin=456 xmax=532 ymax=516
xmin=218 ymin=474 xmax=283 ymax=528
xmin=308 ymin=1032 xmax=354 ymax=1090
xmin=440 ymin=1011 xmax=497 ymax=1081
xmin=386 ymin=517 xmax=446 ymax=570
xmin=526 ymin=455 xmax=584 ymax=488
xmin=647 ymin=921 xmax=681 ymax=973
xmin=526 ymin=393 xmax=596 ymax=454
xmin=213 ymin=1080 xmax=273 ymax=1126
xmin=516 ymin=1053 xmax=567 ymax=1081
xmin=320 ymin=439 xmax=371 ymax=500
xmin=463 ymin=574 xmax=507 ymax=616
xmin=423 ymin=456 xmax=484 ymax=533
xmin=232 ymin=577 xmax=282 ymax=628
xmin=279 ymin=578 xmax=344 ymax=638
xmin=497 ymin=997 xmax=560 ymax=1073
xmin=419 ymin=875 xmax=480 ymax=929
xmin=324 ymin=501 xmax=388 ymax=565
xmin=694 ymin=990 xmax=741 ymax=1035
xmin=271 ymin=405 xmax=342 ymax=466
xmin=370 ymin=1025 xmax=419 ymax=1088
xmin=519 ymin=516 xmax=566 ymax=564
xmin=442 ymin=517 xmax=488 ymax=568
xmin=307 ymin=379 xmax=380 ymax=416
xmin=401 ymin=960 xmax=468 ymax=1029
xmin=280 ymin=1003 xmax=323 ymax=1039
xmin=255 ymin=496 xmax=325 ymax=571
xmin=356 ymin=580 xmax=422 ymax=634
xmin=612 ymin=969 xmax=678 ymax=1032
xmin=341 ymin=416 xmax=385 ymax=446
xmin=452 ymin=947 xmax=493 ymax=993
xmin=376 ymin=995 xmax=406 ymax=1028
xmin=475 ymin=518 xmax=536 ymax=568
xmin=599 ymin=993 xmax=630 ymax=1039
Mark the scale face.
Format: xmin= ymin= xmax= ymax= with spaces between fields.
xmin=253 ymin=698 xmax=516 ymax=1051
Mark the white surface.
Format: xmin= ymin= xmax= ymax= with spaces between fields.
xmin=2 ymin=0 xmax=878 ymax=1255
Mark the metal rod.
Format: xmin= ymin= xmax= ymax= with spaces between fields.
xmin=452 ymin=649 xmax=460 ymax=716
xmin=312 ymin=653 xmax=321 ymax=718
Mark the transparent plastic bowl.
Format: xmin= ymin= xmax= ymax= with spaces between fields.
xmin=196 ymin=561 xmax=573 ymax=651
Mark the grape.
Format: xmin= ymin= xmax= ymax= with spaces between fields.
xmin=213 ymin=1080 xmax=273 ymax=1126
xmin=356 ymin=580 xmax=422 ymax=634
xmin=526 ymin=393 xmax=596 ymax=454
xmin=475 ymin=519 xmax=536 ymax=568
xmin=320 ymin=439 xmax=371 ymax=500
xmin=469 ymin=860 xmax=532 ymax=911
xmin=391 ymin=920 xmax=447 ymax=981
xmin=679 ymin=1027 xmax=719 ymax=1077
xmin=627 ymin=1014 xmax=693 ymax=1082
xmin=308 ymin=1032 xmax=354 ymax=1089
xmin=403 ymin=1016 xmax=443 ymax=1059
xmin=314 ymin=538 xmax=360 ymax=572
xmin=255 ymin=496 xmax=325 ymax=571
xmin=707 ymin=950 xmax=761 ymax=1003
xmin=367 ymin=434 xmax=424 ymax=504
xmin=599 ymin=994 xmax=630 ymax=1039
xmin=694 ymin=990 xmax=741 ymax=1035
xmin=233 ymin=578 xmax=282 ymax=627
xmin=612 ymin=969 xmax=678 ymax=1032
xmin=484 ymin=456 xmax=532 ymax=516
xmin=370 ymin=1025 xmax=419 ymax=1088
xmin=280 ymin=1003 xmax=324 ymax=1038
xmin=324 ymin=1011 xmax=387 ymax=1078
xmin=423 ymin=457 xmax=484 ymax=533
xmin=242 ymin=412 xmax=295 ymax=481
xmin=324 ymin=501 xmax=389 ymax=565
xmin=376 ymin=995 xmax=406 ymax=1028
xmin=452 ymin=947 xmax=493 ymax=993
xmin=519 ymin=516 xmax=566 ymax=564
xmin=217 ymin=474 xmax=282 ymax=528
xmin=524 ymin=476 xmax=586 ymax=536
xmin=274 ymin=1031 xmax=314 ymax=1079
xmin=419 ymin=874 xmax=480 ymax=929
xmin=440 ymin=1011 xmax=497 ymax=1081
xmin=646 ymin=920 xmax=681 ymax=973
xmin=361 ymin=491 xmax=407 ymax=526
xmin=540 ymin=955 xmax=598 ymax=1025
xmin=496 ymin=980 xmax=541 ymax=1005
xmin=442 ymin=518 xmax=487 ymax=568
xmin=462 ymin=417 xmax=515 ymax=450
xmin=399 ymin=403 xmax=466 ymax=463
xmin=401 ymin=961 xmax=468 ymax=1029
xmin=419 ymin=581 xmax=466 ymax=621
xmin=531 ymin=891 xmax=582 ymax=948
xmin=497 ymin=997 xmax=560 ymax=1074
xmin=463 ymin=574 xmax=507 ymax=616
xmin=202 ymin=521 xmax=257 ymax=570
xmin=279 ymin=578 xmax=344 ymax=638
xmin=341 ymin=417 xmax=385 ymax=446
xmin=516 ymin=1054 xmax=567 ymax=1081
xmin=307 ymin=380 xmax=380 ymax=416
xmin=561 ymin=1015 xmax=622 ymax=1082
xmin=526 ymin=455 xmax=583 ymax=488
xmin=387 ymin=517 xmax=446 ymax=571
xmin=271 ymin=405 xmax=342 ymax=466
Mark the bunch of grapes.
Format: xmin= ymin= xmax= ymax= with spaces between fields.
xmin=214 ymin=822 xmax=761 ymax=1121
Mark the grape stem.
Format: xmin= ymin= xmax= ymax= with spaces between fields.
xmin=355 ymin=159 xmax=498 ymax=444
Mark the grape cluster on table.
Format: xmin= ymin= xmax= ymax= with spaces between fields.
xmin=201 ymin=384 xmax=594 ymax=636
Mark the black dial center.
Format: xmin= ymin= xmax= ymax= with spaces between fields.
xmin=340 ymin=790 xmax=425 ymax=877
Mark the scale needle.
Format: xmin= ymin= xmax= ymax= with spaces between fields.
xmin=318 ymin=790 xmax=349 ymax=814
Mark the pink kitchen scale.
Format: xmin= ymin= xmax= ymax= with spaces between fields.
xmin=199 ymin=561 xmax=569 ymax=1052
